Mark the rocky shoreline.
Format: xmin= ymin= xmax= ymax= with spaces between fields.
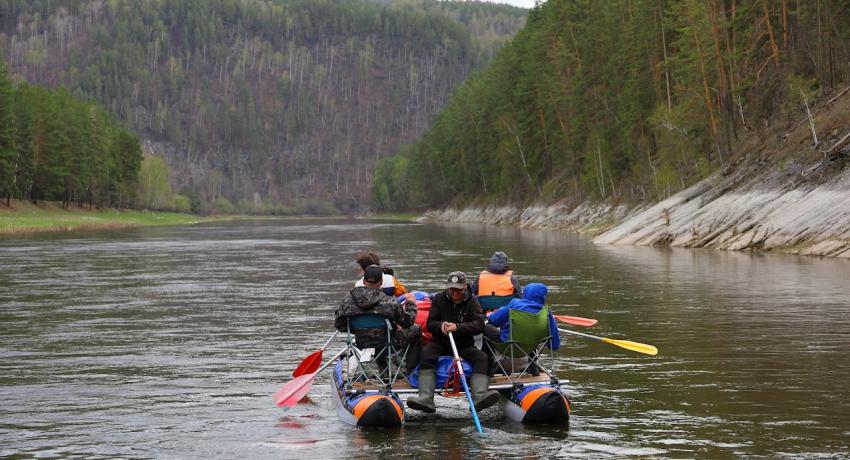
xmin=423 ymin=155 xmax=850 ymax=259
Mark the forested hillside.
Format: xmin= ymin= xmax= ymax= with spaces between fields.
xmin=0 ymin=0 xmax=525 ymax=213
xmin=372 ymin=0 xmax=850 ymax=211
xmin=0 ymin=60 xmax=141 ymax=208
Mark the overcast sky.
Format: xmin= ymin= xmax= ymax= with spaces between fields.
xmin=480 ymin=0 xmax=541 ymax=9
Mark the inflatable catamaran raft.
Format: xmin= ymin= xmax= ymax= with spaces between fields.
xmin=330 ymin=351 xmax=570 ymax=427
xmin=275 ymin=303 xmax=656 ymax=428
xmin=327 ymin=306 xmax=571 ymax=427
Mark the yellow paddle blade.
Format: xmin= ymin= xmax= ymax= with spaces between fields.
xmin=601 ymin=337 xmax=658 ymax=356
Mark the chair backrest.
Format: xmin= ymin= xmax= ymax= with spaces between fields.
xmin=478 ymin=295 xmax=514 ymax=312
xmin=344 ymin=313 xmax=408 ymax=386
xmin=508 ymin=306 xmax=551 ymax=347
xmin=349 ymin=314 xmax=390 ymax=330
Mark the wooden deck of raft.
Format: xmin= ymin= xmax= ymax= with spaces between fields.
xmin=347 ymin=373 xmax=555 ymax=394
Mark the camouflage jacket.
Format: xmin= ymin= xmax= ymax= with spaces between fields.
xmin=334 ymin=286 xmax=417 ymax=347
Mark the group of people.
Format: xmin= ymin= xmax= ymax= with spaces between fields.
xmin=334 ymin=250 xmax=561 ymax=414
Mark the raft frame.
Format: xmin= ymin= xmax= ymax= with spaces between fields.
xmin=331 ymin=311 xmax=570 ymax=427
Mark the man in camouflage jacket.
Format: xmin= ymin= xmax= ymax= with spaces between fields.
xmin=334 ymin=265 xmax=421 ymax=370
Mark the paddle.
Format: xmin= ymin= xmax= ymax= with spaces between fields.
xmin=293 ymin=331 xmax=340 ymax=377
xmin=447 ymin=331 xmax=484 ymax=434
xmin=274 ymin=348 xmax=347 ymax=409
xmin=558 ymin=328 xmax=658 ymax=356
xmin=553 ymin=314 xmax=598 ymax=327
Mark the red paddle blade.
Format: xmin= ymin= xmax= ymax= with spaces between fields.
xmin=292 ymin=350 xmax=323 ymax=377
xmin=554 ymin=314 xmax=598 ymax=327
xmin=274 ymin=373 xmax=316 ymax=409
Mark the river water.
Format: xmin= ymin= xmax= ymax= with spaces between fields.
xmin=1 ymin=219 xmax=849 ymax=458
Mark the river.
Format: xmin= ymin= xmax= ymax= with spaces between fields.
xmin=1 ymin=219 xmax=849 ymax=458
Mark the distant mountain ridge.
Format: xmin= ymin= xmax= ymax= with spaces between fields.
xmin=0 ymin=0 xmax=525 ymax=213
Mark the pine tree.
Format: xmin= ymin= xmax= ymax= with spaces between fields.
xmin=0 ymin=60 xmax=15 ymax=204
xmin=12 ymin=84 xmax=36 ymax=201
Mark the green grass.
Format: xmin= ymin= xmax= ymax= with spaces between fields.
xmin=0 ymin=201 xmax=427 ymax=234
xmin=0 ymin=201 xmax=218 ymax=234
xmin=367 ymin=212 xmax=422 ymax=221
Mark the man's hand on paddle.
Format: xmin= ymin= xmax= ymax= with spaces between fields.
xmin=441 ymin=321 xmax=457 ymax=334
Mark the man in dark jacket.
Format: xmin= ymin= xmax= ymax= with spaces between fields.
xmin=335 ymin=265 xmax=421 ymax=371
xmin=406 ymin=271 xmax=501 ymax=413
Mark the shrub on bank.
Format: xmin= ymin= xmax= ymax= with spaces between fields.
xmin=213 ymin=197 xmax=235 ymax=215
xmin=170 ymin=195 xmax=191 ymax=213
xmin=296 ymin=199 xmax=339 ymax=216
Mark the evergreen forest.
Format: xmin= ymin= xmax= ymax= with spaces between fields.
xmin=0 ymin=59 xmax=141 ymax=208
xmin=372 ymin=0 xmax=850 ymax=211
xmin=0 ymin=0 xmax=526 ymax=213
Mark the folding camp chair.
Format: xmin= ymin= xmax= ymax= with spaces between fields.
xmin=343 ymin=314 xmax=410 ymax=389
xmin=484 ymin=307 xmax=556 ymax=386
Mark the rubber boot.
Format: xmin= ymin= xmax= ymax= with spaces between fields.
xmin=406 ymin=370 xmax=436 ymax=413
xmin=470 ymin=374 xmax=501 ymax=411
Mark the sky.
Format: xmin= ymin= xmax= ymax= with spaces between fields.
xmin=480 ymin=0 xmax=541 ymax=9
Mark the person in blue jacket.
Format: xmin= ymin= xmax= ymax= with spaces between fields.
xmin=487 ymin=282 xmax=560 ymax=351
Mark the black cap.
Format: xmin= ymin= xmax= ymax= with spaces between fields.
xmin=446 ymin=271 xmax=467 ymax=289
xmin=363 ymin=265 xmax=384 ymax=284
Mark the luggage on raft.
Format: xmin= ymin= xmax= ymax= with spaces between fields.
xmin=406 ymin=356 xmax=472 ymax=388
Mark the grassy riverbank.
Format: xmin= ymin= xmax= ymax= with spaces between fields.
xmin=0 ymin=200 xmax=217 ymax=235
xmin=367 ymin=212 xmax=421 ymax=221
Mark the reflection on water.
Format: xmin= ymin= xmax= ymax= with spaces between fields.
xmin=1 ymin=219 xmax=849 ymax=458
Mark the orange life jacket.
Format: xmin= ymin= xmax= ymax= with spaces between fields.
xmin=392 ymin=276 xmax=407 ymax=297
xmin=477 ymin=270 xmax=514 ymax=297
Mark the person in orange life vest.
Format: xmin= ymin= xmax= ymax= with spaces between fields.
xmin=472 ymin=251 xmax=522 ymax=344
xmin=354 ymin=251 xmax=408 ymax=297
xmin=471 ymin=251 xmax=522 ymax=313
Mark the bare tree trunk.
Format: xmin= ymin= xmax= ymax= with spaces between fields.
xmin=659 ymin=1 xmax=672 ymax=117
xmin=799 ymin=87 xmax=818 ymax=146
xmin=727 ymin=0 xmax=746 ymax=131
xmin=709 ymin=0 xmax=733 ymax=153
xmin=596 ymin=138 xmax=605 ymax=198
xmin=647 ymin=148 xmax=660 ymax=198
xmin=687 ymin=9 xmax=723 ymax=163
xmin=781 ymin=0 xmax=788 ymax=50
xmin=515 ymin=134 xmax=534 ymax=189
xmin=762 ymin=0 xmax=781 ymax=66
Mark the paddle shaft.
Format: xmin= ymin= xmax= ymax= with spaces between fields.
xmin=320 ymin=330 xmax=340 ymax=350
xmin=558 ymin=328 xmax=604 ymax=342
xmin=448 ymin=332 xmax=484 ymax=434
xmin=313 ymin=347 xmax=346 ymax=375
xmin=558 ymin=328 xmax=658 ymax=356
